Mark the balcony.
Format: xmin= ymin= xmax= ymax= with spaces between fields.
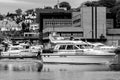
xmin=43 ymin=27 xmax=83 ymax=33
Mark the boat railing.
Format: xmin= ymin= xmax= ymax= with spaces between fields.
xmin=0 ymin=54 xmax=42 ymax=60
xmin=41 ymin=53 xmax=115 ymax=57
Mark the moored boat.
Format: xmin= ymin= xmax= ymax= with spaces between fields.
xmin=42 ymin=54 xmax=115 ymax=64
xmin=42 ymin=32 xmax=115 ymax=64
xmin=0 ymin=45 xmax=38 ymax=57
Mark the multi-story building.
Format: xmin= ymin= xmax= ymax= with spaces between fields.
xmin=73 ymin=6 xmax=120 ymax=46
xmin=36 ymin=7 xmax=120 ymax=46
xmin=72 ymin=7 xmax=106 ymax=42
xmin=36 ymin=9 xmax=73 ymax=44
xmin=23 ymin=23 xmax=39 ymax=43
xmin=106 ymin=8 xmax=120 ymax=46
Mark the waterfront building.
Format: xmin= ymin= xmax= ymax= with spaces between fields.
xmin=104 ymin=8 xmax=120 ymax=46
xmin=72 ymin=6 xmax=106 ymax=42
xmin=36 ymin=7 xmax=120 ymax=46
xmin=36 ymin=7 xmax=107 ymax=47
xmin=72 ymin=6 xmax=120 ymax=46
xmin=36 ymin=9 xmax=73 ymax=45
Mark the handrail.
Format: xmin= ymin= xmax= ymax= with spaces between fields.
xmin=41 ymin=53 xmax=115 ymax=56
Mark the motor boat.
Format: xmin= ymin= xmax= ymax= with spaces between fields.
xmin=41 ymin=32 xmax=116 ymax=64
xmin=42 ymin=43 xmax=115 ymax=64
xmin=54 ymin=43 xmax=115 ymax=55
xmin=1 ymin=45 xmax=37 ymax=57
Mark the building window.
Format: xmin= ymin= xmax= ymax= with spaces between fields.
xmin=73 ymin=19 xmax=81 ymax=24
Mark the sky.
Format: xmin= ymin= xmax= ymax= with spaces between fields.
xmin=0 ymin=0 xmax=98 ymax=14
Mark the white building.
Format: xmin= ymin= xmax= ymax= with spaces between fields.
xmin=72 ymin=6 xmax=106 ymax=41
xmin=0 ymin=19 xmax=22 ymax=31
xmin=29 ymin=23 xmax=39 ymax=31
xmin=81 ymin=7 xmax=106 ymax=39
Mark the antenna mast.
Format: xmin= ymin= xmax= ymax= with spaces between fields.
xmin=57 ymin=0 xmax=59 ymax=8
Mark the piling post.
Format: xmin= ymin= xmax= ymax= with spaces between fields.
xmin=37 ymin=51 xmax=42 ymax=60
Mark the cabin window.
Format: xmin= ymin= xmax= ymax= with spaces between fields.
xmin=11 ymin=48 xmax=20 ymax=50
xmin=77 ymin=45 xmax=84 ymax=49
xmin=66 ymin=45 xmax=74 ymax=50
xmin=59 ymin=45 xmax=66 ymax=50
xmin=73 ymin=46 xmax=79 ymax=49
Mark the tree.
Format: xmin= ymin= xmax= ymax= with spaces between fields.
xmin=15 ymin=8 xmax=22 ymax=16
xmin=110 ymin=1 xmax=120 ymax=28
xmin=59 ymin=1 xmax=71 ymax=10
xmin=16 ymin=18 xmax=22 ymax=24
xmin=0 ymin=14 xmax=4 ymax=20
xmin=54 ymin=5 xmax=58 ymax=9
xmin=110 ymin=5 xmax=120 ymax=14
xmin=82 ymin=1 xmax=100 ymax=7
xmin=92 ymin=1 xmax=100 ymax=6
xmin=21 ymin=22 xmax=30 ymax=32
xmin=22 ymin=22 xmax=27 ymax=32
xmin=25 ymin=9 xmax=34 ymax=14
xmin=44 ymin=6 xmax=52 ymax=9
xmin=84 ymin=1 xmax=93 ymax=6
xmin=99 ymin=0 xmax=116 ymax=8
xmin=6 ymin=13 xmax=17 ymax=20
xmin=35 ymin=8 xmax=41 ymax=13
xmin=115 ymin=9 xmax=120 ymax=28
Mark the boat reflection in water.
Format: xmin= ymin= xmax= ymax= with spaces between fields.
xmin=43 ymin=64 xmax=110 ymax=72
xmin=41 ymin=64 xmax=120 ymax=80
xmin=0 ymin=59 xmax=43 ymax=72
xmin=0 ymin=62 xmax=120 ymax=80
xmin=0 ymin=58 xmax=43 ymax=80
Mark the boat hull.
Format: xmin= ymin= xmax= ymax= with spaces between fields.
xmin=42 ymin=54 xmax=115 ymax=64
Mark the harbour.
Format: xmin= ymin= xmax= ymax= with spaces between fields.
xmin=0 ymin=0 xmax=120 ymax=80
xmin=0 ymin=61 xmax=120 ymax=80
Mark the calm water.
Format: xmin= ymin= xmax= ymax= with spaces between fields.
xmin=0 ymin=60 xmax=120 ymax=80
